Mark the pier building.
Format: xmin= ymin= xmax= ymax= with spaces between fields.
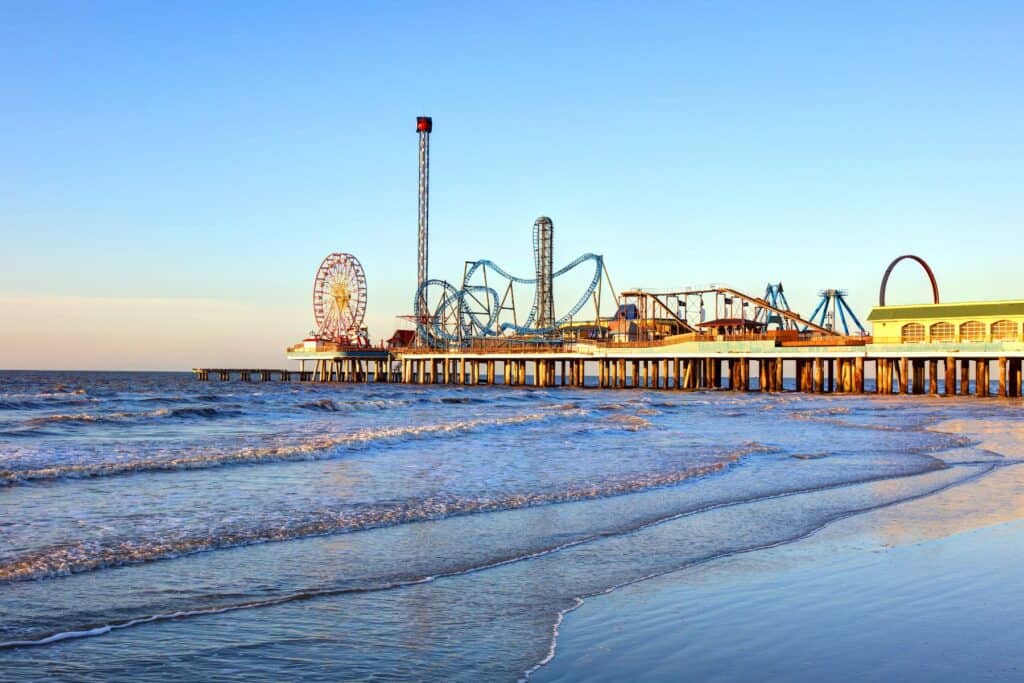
xmin=868 ymin=301 xmax=1024 ymax=346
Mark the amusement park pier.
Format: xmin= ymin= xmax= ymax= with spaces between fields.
xmin=194 ymin=116 xmax=1024 ymax=399
xmin=195 ymin=250 xmax=1024 ymax=399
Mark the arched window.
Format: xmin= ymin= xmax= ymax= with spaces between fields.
xmin=901 ymin=322 xmax=925 ymax=343
xmin=929 ymin=322 xmax=954 ymax=343
xmin=991 ymin=320 xmax=1019 ymax=342
xmin=960 ymin=320 xmax=985 ymax=342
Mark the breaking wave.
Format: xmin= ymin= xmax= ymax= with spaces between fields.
xmin=600 ymin=414 xmax=652 ymax=431
xmin=438 ymin=396 xmax=487 ymax=404
xmin=788 ymin=409 xmax=903 ymax=431
xmin=0 ymin=458 xmax=983 ymax=657
xmin=0 ymin=410 xmax=585 ymax=486
xmin=0 ymin=396 xmax=98 ymax=411
xmin=296 ymin=398 xmax=412 ymax=412
xmin=0 ymin=441 xmax=770 ymax=582
xmin=18 ymin=406 xmax=242 ymax=428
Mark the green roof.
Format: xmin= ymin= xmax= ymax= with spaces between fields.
xmin=867 ymin=300 xmax=1024 ymax=322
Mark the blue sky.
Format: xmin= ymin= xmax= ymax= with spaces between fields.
xmin=2 ymin=2 xmax=1021 ymax=369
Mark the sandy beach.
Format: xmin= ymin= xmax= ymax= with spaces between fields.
xmin=536 ymin=417 xmax=1024 ymax=682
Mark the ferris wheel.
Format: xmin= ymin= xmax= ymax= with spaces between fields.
xmin=313 ymin=253 xmax=368 ymax=344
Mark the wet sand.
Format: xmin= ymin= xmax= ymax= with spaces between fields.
xmin=535 ymin=419 xmax=1024 ymax=682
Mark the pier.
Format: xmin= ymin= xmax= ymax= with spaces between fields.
xmin=195 ymin=340 xmax=1024 ymax=399
xmin=387 ymin=344 xmax=1023 ymax=397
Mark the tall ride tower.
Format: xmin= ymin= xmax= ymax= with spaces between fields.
xmin=532 ymin=216 xmax=555 ymax=330
xmin=416 ymin=116 xmax=432 ymax=341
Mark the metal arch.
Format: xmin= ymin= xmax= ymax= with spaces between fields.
xmin=879 ymin=255 xmax=939 ymax=306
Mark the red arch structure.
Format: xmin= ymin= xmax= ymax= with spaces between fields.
xmin=879 ymin=255 xmax=939 ymax=307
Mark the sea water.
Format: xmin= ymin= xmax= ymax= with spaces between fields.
xmin=0 ymin=370 xmax=1020 ymax=681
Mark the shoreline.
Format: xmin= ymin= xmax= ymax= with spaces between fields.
xmin=531 ymin=418 xmax=1024 ymax=681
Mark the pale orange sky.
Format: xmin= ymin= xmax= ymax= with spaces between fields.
xmin=0 ymin=295 xmax=403 ymax=370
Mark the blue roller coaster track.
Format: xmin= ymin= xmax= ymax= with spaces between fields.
xmin=414 ymin=253 xmax=607 ymax=346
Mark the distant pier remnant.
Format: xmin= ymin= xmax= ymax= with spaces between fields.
xmin=416 ymin=115 xmax=432 ymax=341
xmin=532 ymin=216 xmax=555 ymax=330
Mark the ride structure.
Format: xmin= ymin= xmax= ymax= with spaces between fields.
xmin=757 ymin=283 xmax=800 ymax=331
xmin=803 ymin=289 xmax=868 ymax=336
xmin=614 ymin=284 xmax=836 ymax=341
xmin=312 ymin=252 xmax=369 ymax=346
xmin=413 ymin=217 xmax=615 ymax=347
xmin=533 ymin=216 xmax=555 ymax=330
xmin=415 ymin=116 xmax=432 ymax=340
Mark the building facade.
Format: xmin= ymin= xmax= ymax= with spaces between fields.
xmin=867 ymin=301 xmax=1024 ymax=345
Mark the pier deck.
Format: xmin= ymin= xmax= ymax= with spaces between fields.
xmin=193 ymin=342 xmax=1024 ymax=398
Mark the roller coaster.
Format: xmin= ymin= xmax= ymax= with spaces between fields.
xmin=413 ymin=253 xmax=614 ymax=347
xmin=413 ymin=218 xmax=615 ymax=347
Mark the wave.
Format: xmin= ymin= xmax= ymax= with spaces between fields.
xmin=17 ymin=406 xmax=241 ymax=429
xmin=0 ymin=441 xmax=770 ymax=582
xmin=162 ymin=407 xmax=241 ymax=419
xmin=600 ymin=414 xmax=652 ymax=431
xmin=0 ymin=410 xmax=585 ymax=486
xmin=0 ymin=399 xmax=45 ymax=410
xmin=787 ymin=411 xmax=903 ymax=431
xmin=50 ymin=386 xmax=88 ymax=395
xmin=0 ymin=427 xmax=58 ymax=438
xmin=0 ymin=460 xmax=986 ymax=653
xmin=134 ymin=395 xmax=227 ymax=405
xmin=299 ymin=398 xmax=341 ymax=411
xmin=0 ymin=396 xmax=98 ymax=411
xmin=297 ymin=398 xmax=412 ymax=412
xmin=25 ymin=413 xmax=110 ymax=425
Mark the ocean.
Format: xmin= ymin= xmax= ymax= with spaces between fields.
xmin=0 ymin=370 xmax=1020 ymax=681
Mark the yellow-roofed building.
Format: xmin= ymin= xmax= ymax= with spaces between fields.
xmin=867 ymin=301 xmax=1024 ymax=346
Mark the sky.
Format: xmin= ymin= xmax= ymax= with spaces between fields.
xmin=1 ymin=1 xmax=1022 ymax=370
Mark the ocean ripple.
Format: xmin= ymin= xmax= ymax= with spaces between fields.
xmin=0 ymin=441 xmax=770 ymax=582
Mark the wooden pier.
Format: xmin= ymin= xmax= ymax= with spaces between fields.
xmin=194 ymin=348 xmax=1024 ymax=398
xmin=386 ymin=350 xmax=1022 ymax=397
xmin=193 ymin=357 xmax=395 ymax=384
xmin=197 ymin=298 xmax=1024 ymax=399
